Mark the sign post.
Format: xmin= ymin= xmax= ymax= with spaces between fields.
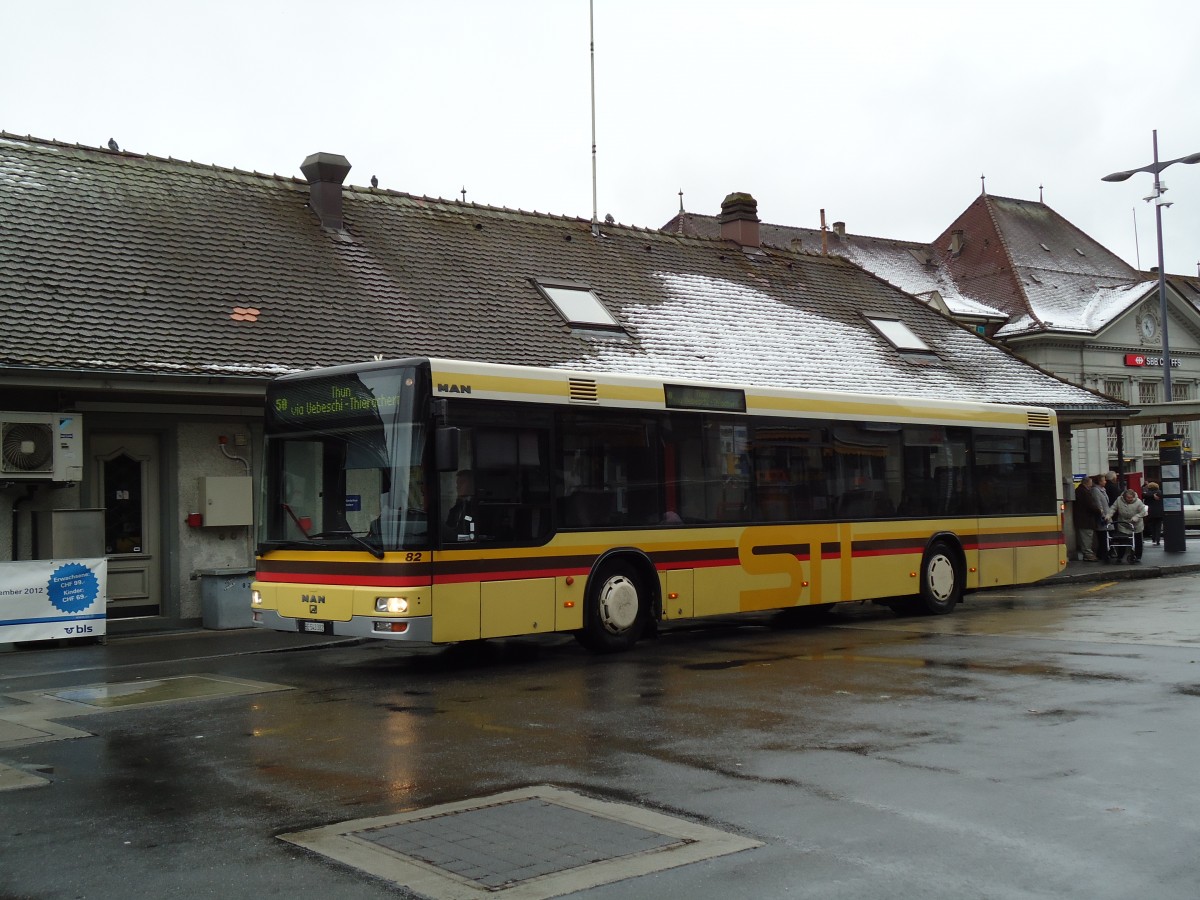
xmin=1159 ymin=439 xmax=1188 ymax=553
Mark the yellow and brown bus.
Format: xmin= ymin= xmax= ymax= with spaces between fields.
xmin=251 ymin=357 xmax=1066 ymax=652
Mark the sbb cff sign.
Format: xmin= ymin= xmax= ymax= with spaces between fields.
xmin=1125 ymin=353 xmax=1181 ymax=368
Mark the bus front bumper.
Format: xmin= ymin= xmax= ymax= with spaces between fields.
xmin=251 ymin=608 xmax=434 ymax=642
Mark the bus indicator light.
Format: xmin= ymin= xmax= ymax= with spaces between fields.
xmin=374 ymin=621 xmax=409 ymax=633
xmin=563 ymin=600 xmax=575 ymax=608
xmin=565 ymin=576 xmax=575 ymax=586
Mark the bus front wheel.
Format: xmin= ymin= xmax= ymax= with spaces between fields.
xmin=917 ymin=541 xmax=962 ymax=615
xmin=577 ymin=562 xmax=647 ymax=653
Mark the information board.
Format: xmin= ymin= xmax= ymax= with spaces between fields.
xmin=0 ymin=559 xmax=108 ymax=642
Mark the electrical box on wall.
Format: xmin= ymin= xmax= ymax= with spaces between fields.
xmin=199 ymin=476 xmax=253 ymax=526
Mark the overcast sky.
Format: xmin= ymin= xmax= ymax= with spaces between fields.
xmin=7 ymin=0 xmax=1200 ymax=274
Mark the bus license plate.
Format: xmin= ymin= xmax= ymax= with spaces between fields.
xmin=300 ymin=621 xmax=330 ymax=634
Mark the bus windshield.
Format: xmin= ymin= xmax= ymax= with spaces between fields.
xmin=258 ymin=364 xmax=429 ymax=553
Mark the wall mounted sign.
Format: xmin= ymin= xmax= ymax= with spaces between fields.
xmin=1124 ymin=353 xmax=1181 ymax=367
xmin=0 ymin=558 xmax=107 ymax=642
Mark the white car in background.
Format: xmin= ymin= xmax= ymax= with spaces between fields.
xmin=1185 ymin=491 xmax=1200 ymax=529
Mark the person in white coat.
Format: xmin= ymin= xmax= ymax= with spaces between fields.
xmin=1109 ymin=488 xmax=1149 ymax=563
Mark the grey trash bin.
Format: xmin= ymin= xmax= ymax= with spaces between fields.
xmin=198 ymin=568 xmax=255 ymax=629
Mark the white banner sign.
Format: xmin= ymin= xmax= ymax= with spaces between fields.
xmin=0 ymin=559 xmax=108 ymax=642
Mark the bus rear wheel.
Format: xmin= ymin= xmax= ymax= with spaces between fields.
xmin=916 ymin=540 xmax=961 ymax=615
xmin=576 ymin=562 xmax=647 ymax=653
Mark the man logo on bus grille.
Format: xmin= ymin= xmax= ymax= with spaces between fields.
xmin=437 ymin=383 xmax=472 ymax=394
xmin=302 ymin=594 xmax=326 ymax=604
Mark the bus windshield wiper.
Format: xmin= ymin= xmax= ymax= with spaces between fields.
xmin=308 ymin=530 xmax=385 ymax=560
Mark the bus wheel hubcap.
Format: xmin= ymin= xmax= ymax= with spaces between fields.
xmin=928 ymin=555 xmax=955 ymax=603
xmin=599 ymin=576 xmax=639 ymax=633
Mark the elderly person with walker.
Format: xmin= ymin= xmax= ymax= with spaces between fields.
xmin=1108 ymin=488 xmax=1150 ymax=564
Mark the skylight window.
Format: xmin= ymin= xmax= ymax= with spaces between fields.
xmin=865 ymin=316 xmax=932 ymax=353
xmin=535 ymin=282 xmax=622 ymax=329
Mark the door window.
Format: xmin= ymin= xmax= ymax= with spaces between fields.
xmin=104 ymin=453 xmax=144 ymax=554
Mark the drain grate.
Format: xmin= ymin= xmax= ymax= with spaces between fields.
xmin=361 ymin=797 xmax=682 ymax=890
xmin=281 ymin=785 xmax=761 ymax=899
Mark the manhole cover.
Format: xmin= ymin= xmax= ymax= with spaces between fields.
xmin=280 ymin=784 xmax=761 ymax=899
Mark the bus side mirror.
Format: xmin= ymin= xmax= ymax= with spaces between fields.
xmin=436 ymin=427 xmax=461 ymax=472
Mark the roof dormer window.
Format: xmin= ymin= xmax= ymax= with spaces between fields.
xmin=534 ymin=281 xmax=623 ymax=331
xmin=865 ymin=316 xmax=932 ymax=353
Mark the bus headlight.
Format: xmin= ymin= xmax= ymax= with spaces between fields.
xmin=251 ymin=590 xmax=262 ymax=606
xmin=375 ymin=596 xmax=409 ymax=614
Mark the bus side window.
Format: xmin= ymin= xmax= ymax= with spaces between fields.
xmin=558 ymin=410 xmax=663 ymax=530
xmin=442 ymin=422 xmax=552 ymax=544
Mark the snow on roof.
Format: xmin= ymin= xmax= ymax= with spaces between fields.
xmin=566 ymin=271 xmax=1108 ymax=407
xmin=839 ymin=241 xmax=1006 ymax=318
xmin=997 ymin=279 xmax=1157 ymax=337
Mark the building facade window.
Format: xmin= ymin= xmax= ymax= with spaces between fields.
xmin=1105 ymin=379 xmax=1127 ymax=455
xmin=1140 ymin=382 xmax=1160 ymax=453
xmin=1172 ymin=382 xmax=1191 ymax=448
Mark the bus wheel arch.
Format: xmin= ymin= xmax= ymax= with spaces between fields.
xmin=575 ymin=550 xmax=658 ymax=653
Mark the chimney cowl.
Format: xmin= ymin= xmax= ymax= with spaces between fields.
xmin=832 ymin=221 xmax=846 ymax=239
xmin=719 ymin=192 xmax=760 ymax=248
xmin=301 ymin=152 xmax=352 ymax=231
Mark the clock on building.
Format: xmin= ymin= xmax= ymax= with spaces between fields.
xmin=1141 ymin=315 xmax=1158 ymax=340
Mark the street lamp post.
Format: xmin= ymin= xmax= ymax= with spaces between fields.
xmin=1103 ymin=131 xmax=1200 ymax=552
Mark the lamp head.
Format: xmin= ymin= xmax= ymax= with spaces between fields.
xmin=1102 ymin=170 xmax=1134 ymax=183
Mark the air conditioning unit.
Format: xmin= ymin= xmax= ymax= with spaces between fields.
xmin=0 ymin=413 xmax=84 ymax=482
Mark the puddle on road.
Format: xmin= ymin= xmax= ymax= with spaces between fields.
xmin=49 ymin=675 xmax=280 ymax=708
xmin=682 ymin=649 xmax=1137 ymax=683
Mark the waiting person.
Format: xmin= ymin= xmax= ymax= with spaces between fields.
xmin=1105 ymin=470 xmax=1121 ymax=505
xmin=1109 ymin=488 xmax=1149 ymax=563
xmin=1073 ymin=476 xmax=1099 ymax=561
xmin=1143 ymin=481 xmax=1164 ymax=545
xmin=1091 ymin=475 xmax=1113 ymax=561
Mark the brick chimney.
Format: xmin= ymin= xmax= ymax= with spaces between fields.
xmin=719 ymin=192 xmax=760 ymax=247
xmin=301 ymin=152 xmax=352 ymax=231
xmin=832 ymin=221 xmax=846 ymax=240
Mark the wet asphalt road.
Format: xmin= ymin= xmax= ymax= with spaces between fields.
xmin=2 ymin=572 xmax=1200 ymax=899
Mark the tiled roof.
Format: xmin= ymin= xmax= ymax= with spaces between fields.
xmin=662 ymin=212 xmax=1006 ymax=319
xmin=0 ymin=134 xmax=1120 ymax=412
xmin=937 ymin=194 xmax=1150 ymax=337
xmin=671 ymin=195 xmax=1161 ymax=342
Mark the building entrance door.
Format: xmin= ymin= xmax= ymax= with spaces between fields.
xmin=91 ymin=433 xmax=163 ymax=618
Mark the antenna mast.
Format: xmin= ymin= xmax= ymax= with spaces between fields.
xmin=1132 ymin=207 xmax=1141 ymax=270
xmin=589 ymin=0 xmax=599 ymax=236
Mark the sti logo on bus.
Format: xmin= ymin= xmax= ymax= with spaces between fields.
xmin=438 ymin=383 xmax=472 ymax=394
